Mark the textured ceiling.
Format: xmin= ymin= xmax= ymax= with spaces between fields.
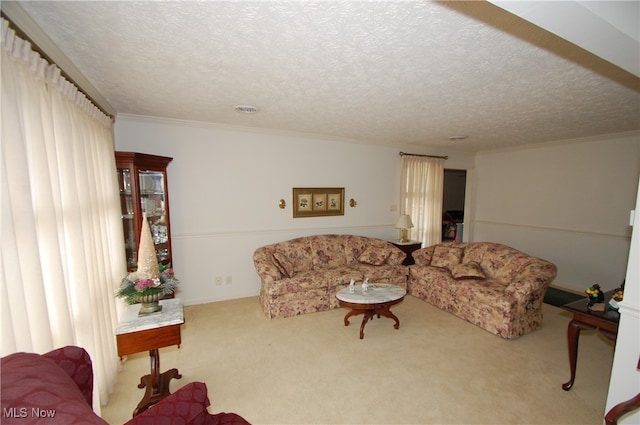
xmin=10 ymin=1 xmax=640 ymax=152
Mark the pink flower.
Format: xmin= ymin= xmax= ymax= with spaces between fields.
xmin=162 ymin=268 xmax=174 ymax=277
xmin=134 ymin=279 xmax=156 ymax=292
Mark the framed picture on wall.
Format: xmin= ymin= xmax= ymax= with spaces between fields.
xmin=313 ymin=193 xmax=327 ymax=211
xmin=327 ymin=192 xmax=342 ymax=211
xmin=293 ymin=188 xmax=344 ymax=217
xmin=296 ymin=193 xmax=312 ymax=212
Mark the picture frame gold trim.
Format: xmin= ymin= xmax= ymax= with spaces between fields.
xmin=293 ymin=188 xmax=344 ymax=218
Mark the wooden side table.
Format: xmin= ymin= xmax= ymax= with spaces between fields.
xmin=560 ymin=291 xmax=619 ymax=391
xmin=116 ymin=298 xmax=184 ymax=416
xmin=391 ymin=240 xmax=422 ymax=265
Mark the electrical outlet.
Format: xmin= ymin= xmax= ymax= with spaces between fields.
xmin=215 ymin=276 xmax=222 ymax=285
xmin=225 ymin=275 xmax=232 ymax=285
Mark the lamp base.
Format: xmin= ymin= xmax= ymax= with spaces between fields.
xmin=400 ymin=229 xmax=410 ymax=243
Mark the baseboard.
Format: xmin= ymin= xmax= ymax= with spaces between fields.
xmin=544 ymin=286 xmax=584 ymax=307
xmin=547 ymin=284 xmax=584 ymax=296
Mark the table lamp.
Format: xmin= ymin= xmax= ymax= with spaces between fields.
xmin=396 ymin=214 xmax=414 ymax=243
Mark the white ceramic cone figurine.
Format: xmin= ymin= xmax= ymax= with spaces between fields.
xmin=349 ymin=278 xmax=355 ymax=293
xmin=127 ymin=213 xmax=160 ymax=282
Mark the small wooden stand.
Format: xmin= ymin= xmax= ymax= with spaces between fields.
xmin=116 ymin=299 xmax=184 ymax=417
xmin=133 ymin=349 xmax=182 ymax=416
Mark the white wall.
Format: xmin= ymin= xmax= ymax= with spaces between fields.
xmin=605 ymin=176 xmax=640 ymax=425
xmin=115 ymin=116 xmax=638 ymax=300
xmin=114 ymin=115 xmax=473 ymax=305
xmin=469 ymin=132 xmax=639 ymax=293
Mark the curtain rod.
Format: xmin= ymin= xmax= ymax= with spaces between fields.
xmin=1 ymin=6 xmax=117 ymax=119
xmin=399 ymin=152 xmax=448 ymax=160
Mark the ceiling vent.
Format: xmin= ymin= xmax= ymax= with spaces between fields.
xmin=234 ymin=105 xmax=259 ymax=114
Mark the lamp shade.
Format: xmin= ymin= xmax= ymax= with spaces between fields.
xmin=395 ymin=214 xmax=414 ymax=229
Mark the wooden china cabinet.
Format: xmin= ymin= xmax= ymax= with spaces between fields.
xmin=116 ymin=152 xmax=173 ymax=272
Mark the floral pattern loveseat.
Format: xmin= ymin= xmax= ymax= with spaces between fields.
xmin=253 ymin=234 xmax=408 ymax=318
xmin=408 ymin=242 xmax=557 ymax=339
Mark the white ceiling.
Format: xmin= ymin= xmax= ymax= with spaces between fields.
xmin=4 ymin=1 xmax=640 ymax=153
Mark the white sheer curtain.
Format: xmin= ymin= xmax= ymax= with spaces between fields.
xmin=1 ymin=18 xmax=125 ymax=409
xmin=400 ymin=155 xmax=445 ymax=247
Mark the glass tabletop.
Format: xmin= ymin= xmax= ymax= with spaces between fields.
xmin=561 ymin=290 xmax=620 ymax=325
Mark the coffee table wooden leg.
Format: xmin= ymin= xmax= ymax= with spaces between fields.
xmin=344 ymin=309 xmax=364 ymax=326
xmin=376 ymin=306 xmax=400 ymax=330
xmin=359 ymin=310 xmax=376 ymax=339
xmin=343 ymin=309 xmax=376 ymax=339
xmin=339 ymin=297 xmax=405 ymax=339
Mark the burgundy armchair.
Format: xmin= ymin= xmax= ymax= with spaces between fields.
xmin=1 ymin=346 xmax=250 ymax=425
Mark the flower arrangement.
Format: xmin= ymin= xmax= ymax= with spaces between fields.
xmin=115 ymin=212 xmax=179 ymax=307
xmin=116 ymin=262 xmax=179 ymax=304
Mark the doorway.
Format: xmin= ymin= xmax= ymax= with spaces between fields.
xmin=443 ymin=169 xmax=466 ymax=241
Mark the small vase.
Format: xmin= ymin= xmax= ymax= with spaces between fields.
xmin=135 ymin=292 xmax=163 ymax=316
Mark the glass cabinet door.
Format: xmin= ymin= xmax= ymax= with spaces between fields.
xmin=139 ymin=170 xmax=170 ymax=264
xmin=118 ymin=167 xmax=138 ymax=269
xmin=116 ymin=152 xmax=173 ymax=272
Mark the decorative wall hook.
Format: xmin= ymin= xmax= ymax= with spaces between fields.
xmin=278 ymin=199 xmax=286 ymax=209
xmin=349 ymin=198 xmax=357 ymax=208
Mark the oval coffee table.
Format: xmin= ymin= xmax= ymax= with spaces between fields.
xmin=336 ymin=283 xmax=406 ymax=339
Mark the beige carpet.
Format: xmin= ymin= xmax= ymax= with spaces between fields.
xmin=102 ymin=295 xmax=615 ymax=425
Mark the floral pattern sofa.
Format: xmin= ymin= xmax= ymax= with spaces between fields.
xmin=253 ymin=234 xmax=408 ymax=318
xmin=408 ymin=242 xmax=557 ymax=339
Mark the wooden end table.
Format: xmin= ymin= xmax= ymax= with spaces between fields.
xmin=116 ymin=298 xmax=185 ymax=416
xmin=336 ymin=283 xmax=406 ymax=339
xmin=560 ymin=291 xmax=619 ymax=391
xmin=391 ymin=241 xmax=422 ymax=265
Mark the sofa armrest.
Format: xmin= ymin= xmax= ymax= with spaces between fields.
xmin=385 ymin=244 xmax=407 ymax=266
xmin=126 ymin=382 xmax=210 ymax=425
xmin=2 ymin=350 xmax=108 ymax=425
xmin=42 ymin=346 xmax=94 ymax=408
xmin=411 ymin=246 xmax=436 ymax=266
xmin=505 ymin=260 xmax=557 ymax=304
xmin=253 ymin=247 xmax=281 ymax=283
xmin=126 ymin=382 xmax=252 ymax=425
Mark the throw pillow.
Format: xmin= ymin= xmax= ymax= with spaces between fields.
xmin=431 ymin=245 xmax=464 ymax=268
xmin=358 ymin=246 xmax=391 ymax=266
xmin=273 ymin=252 xmax=295 ymax=278
xmin=450 ymin=261 xmax=486 ymax=280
